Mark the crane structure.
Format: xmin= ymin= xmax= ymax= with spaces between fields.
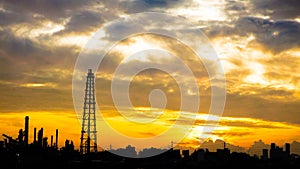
xmin=80 ymin=69 xmax=98 ymax=154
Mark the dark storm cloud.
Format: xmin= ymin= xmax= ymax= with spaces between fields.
xmin=225 ymin=0 xmax=247 ymax=11
xmin=119 ymin=0 xmax=184 ymax=13
xmin=57 ymin=10 xmax=103 ymax=35
xmin=224 ymin=93 xmax=300 ymax=124
xmin=205 ymin=0 xmax=300 ymax=53
xmin=101 ymin=13 xmax=201 ymax=42
xmin=0 ymin=29 xmax=46 ymax=58
xmin=0 ymin=0 xmax=91 ymax=113
xmin=224 ymin=0 xmax=300 ymax=20
xmin=1 ymin=0 xmax=120 ymax=36
xmin=104 ymin=20 xmax=145 ymax=41
xmin=0 ymin=28 xmax=78 ymax=89
xmin=236 ymin=17 xmax=300 ymax=53
xmin=205 ymin=16 xmax=300 ymax=53
xmin=0 ymin=28 xmax=78 ymax=63
xmin=1 ymin=0 xmax=94 ymax=23
xmin=251 ymin=0 xmax=300 ymax=20
xmin=0 ymin=8 xmax=33 ymax=26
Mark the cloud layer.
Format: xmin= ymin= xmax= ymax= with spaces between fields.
xmin=0 ymin=0 xmax=300 ymax=148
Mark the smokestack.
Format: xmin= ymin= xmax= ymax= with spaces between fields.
xmin=38 ymin=128 xmax=43 ymax=147
xmin=55 ymin=129 xmax=58 ymax=149
xmin=50 ymin=135 xmax=53 ymax=147
xmin=24 ymin=116 xmax=29 ymax=146
xmin=34 ymin=128 xmax=37 ymax=143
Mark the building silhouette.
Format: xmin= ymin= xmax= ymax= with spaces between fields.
xmin=270 ymin=142 xmax=290 ymax=161
xmin=138 ymin=147 xmax=168 ymax=158
xmin=261 ymin=149 xmax=268 ymax=159
xmin=110 ymin=145 xmax=137 ymax=158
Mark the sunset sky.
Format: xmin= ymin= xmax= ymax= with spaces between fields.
xmin=1 ymin=0 xmax=300 ymax=151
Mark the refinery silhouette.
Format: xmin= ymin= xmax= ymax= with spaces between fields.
xmin=1 ymin=70 xmax=299 ymax=169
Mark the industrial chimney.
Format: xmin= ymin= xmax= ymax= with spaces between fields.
xmin=38 ymin=128 xmax=43 ymax=147
xmin=24 ymin=116 xmax=29 ymax=146
xmin=51 ymin=135 xmax=53 ymax=147
xmin=34 ymin=128 xmax=37 ymax=143
xmin=55 ymin=129 xmax=58 ymax=149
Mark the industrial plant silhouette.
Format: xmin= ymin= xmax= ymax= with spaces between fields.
xmin=1 ymin=116 xmax=300 ymax=169
xmin=1 ymin=70 xmax=299 ymax=169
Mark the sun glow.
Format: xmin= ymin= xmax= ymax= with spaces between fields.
xmin=114 ymin=36 xmax=167 ymax=59
xmin=58 ymin=35 xmax=90 ymax=46
xmin=11 ymin=21 xmax=65 ymax=39
xmin=20 ymin=83 xmax=57 ymax=88
xmin=244 ymin=62 xmax=267 ymax=84
xmin=30 ymin=22 xmax=65 ymax=37
xmin=168 ymin=0 xmax=227 ymax=22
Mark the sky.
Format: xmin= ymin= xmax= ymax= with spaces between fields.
xmin=0 ymin=0 xmax=300 ymax=152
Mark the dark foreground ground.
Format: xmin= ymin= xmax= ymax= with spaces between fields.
xmin=1 ymin=149 xmax=300 ymax=169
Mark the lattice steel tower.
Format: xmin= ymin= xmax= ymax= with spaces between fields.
xmin=80 ymin=69 xmax=97 ymax=154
